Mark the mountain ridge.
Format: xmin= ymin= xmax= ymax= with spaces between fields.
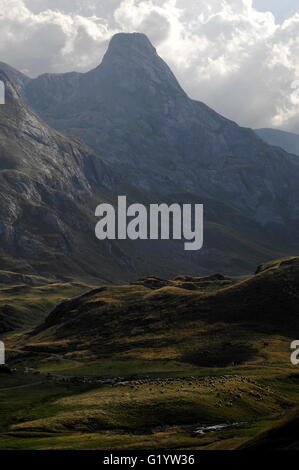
xmin=1 ymin=33 xmax=299 ymax=278
xmin=10 ymin=256 xmax=299 ymax=362
xmin=255 ymin=127 xmax=299 ymax=157
xmin=0 ymin=71 xmax=133 ymax=283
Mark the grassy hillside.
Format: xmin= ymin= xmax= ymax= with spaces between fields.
xmin=1 ymin=257 xmax=299 ymax=450
xmin=12 ymin=256 xmax=299 ymax=364
xmin=239 ymin=406 xmax=299 ymax=450
xmin=0 ymin=272 xmax=90 ymax=333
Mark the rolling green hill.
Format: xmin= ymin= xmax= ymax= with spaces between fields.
xmin=239 ymin=406 xmax=299 ymax=450
xmin=0 ymin=282 xmax=90 ymax=334
xmin=0 ymin=256 xmax=299 ymax=450
xmin=13 ymin=256 xmax=299 ymax=367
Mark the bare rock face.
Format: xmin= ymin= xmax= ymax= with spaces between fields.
xmin=17 ymin=34 xmax=299 ymax=205
xmin=99 ymin=32 xmax=186 ymax=95
xmin=0 ymin=71 xmax=130 ymax=282
xmin=1 ymin=33 xmax=299 ymax=278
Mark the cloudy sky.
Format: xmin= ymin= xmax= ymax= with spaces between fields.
xmin=1 ymin=0 xmax=299 ymax=132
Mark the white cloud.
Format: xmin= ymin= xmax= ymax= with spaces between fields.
xmin=1 ymin=0 xmax=299 ymax=132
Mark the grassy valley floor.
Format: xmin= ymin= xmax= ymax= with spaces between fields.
xmin=0 ymin=360 xmax=298 ymax=450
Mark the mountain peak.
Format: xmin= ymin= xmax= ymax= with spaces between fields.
xmin=99 ymin=32 xmax=186 ymax=97
xmin=107 ymin=33 xmax=157 ymax=57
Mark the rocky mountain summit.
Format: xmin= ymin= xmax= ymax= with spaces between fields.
xmin=1 ymin=33 xmax=299 ymax=278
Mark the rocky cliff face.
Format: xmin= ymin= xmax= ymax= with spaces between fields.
xmin=0 ymin=71 xmax=130 ymax=282
xmin=15 ymin=34 xmax=299 ymax=213
xmin=0 ymin=70 xmax=209 ymax=282
xmin=1 ymin=33 xmax=299 ymax=277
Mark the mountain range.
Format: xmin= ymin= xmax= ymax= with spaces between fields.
xmin=255 ymin=128 xmax=299 ymax=157
xmin=1 ymin=32 xmax=299 ymax=281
